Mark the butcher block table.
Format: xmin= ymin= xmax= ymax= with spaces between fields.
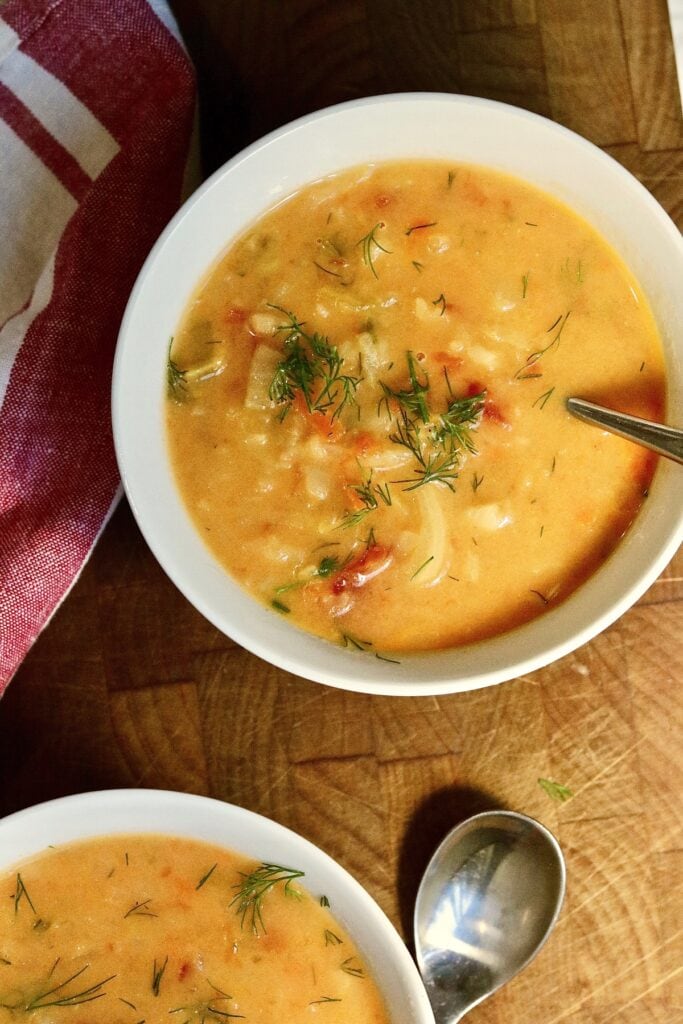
xmin=1 ymin=3 xmax=682 ymax=1022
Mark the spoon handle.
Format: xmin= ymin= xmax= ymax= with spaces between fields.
xmin=566 ymin=397 xmax=683 ymax=465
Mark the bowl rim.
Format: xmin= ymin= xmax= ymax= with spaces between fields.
xmin=0 ymin=787 xmax=435 ymax=1024
xmin=112 ymin=91 xmax=683 ymax=697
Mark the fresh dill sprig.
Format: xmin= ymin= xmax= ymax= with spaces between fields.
xmin=432 ymin=293 xmax=447 ymax=316
xmin=340 ymin=957 xmax=365 ymax=978
xmin=533 ymin=387 xmax=555 ymax=410
xmin=196 ymin=863 xmax=218 ymax=890
xmin=437 ymin=392 xmax=486 ymax=454
xmin=379 ymin=351 xmax=430 ymax=423
xmin=522 ymin=271 xmax=530 ymax=298
xmin=341 ymin=634 xmax=373 ymax=651
xmin=320 ymin=895 xmax=330 ymax=907
xmin=324 ymin=929 xmax=343 ymax=946
xmin=169 ymin=981 xmax=245 ymax=1021
xmin=271 ymin=599 xmax=291 ymax=614
xmin=405 ymin=222 xmax=437 ymax=236
xmin=538 ymin=778 xmax=573 ymax=802
xmin=411 ymin=556 xmax=434 ymax=580
xmin=515 ymin=310 xmax=571 ymax=378
xmin=472 ymin=472 xmax=484 ymax=492
xmin=340 ymin=471 xmax=392 ymax=528
xmin=152 ymin=956 xmax=168 ymax=997
xmin=385 ymin=377 xmax=485 ymax=492
xmin=356 ymin=222 xmax=391 ymax=278
xmin=273 ymin=553 xmax=350 ymax=602
xmin=310 ymin=996 xmax=342 ymax=1005
xmin=230 ymin=863 xmax=304 ymax=935
xmin=267 ymin=305 xmax=361 ymax=421
xmin=23 ymin=965 xmax=116 ymax=1010
xmin=14 ymin=873 xmax=36 ymax=917
xmin=167 ymin=338 xmax=188 ymax=401
xmin=124 ymin=898 xmax=157 ymax=919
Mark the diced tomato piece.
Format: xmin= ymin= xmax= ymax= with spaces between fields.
xmin=224 ymin=306 xmax=248 ymax=323
xmin=466 ymin=381 xmax=509 ymax=427
xmin=331 ymin=545 xmax=392 ymax=594
xmin=178 ymin=961 xmax=191 ymax=981
xmin=292 ymin=393 xmax=344 ymax=440
xmin=375 ymin=194 xmax=392 ymax=208
xmin=350 ymin=431 xmax=379 ymax=458
xmin=432 ymin=351 xmax=463 ymax=371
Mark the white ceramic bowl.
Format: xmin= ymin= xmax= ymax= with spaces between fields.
xmin=0 ymin=788 xmax=433 ymax=1024
xmin=112 ymin=93 xmax=683 ymax=696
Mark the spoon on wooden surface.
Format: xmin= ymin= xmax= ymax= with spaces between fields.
xmin=414 ymin=810 xmax=565 ymax=1024
xmin=567 ymin=397 xmax=683 ymax=465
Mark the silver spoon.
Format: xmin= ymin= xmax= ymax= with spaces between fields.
xmin=414 ymin=810 xmax=566 ymax=1024
xmin=567 ymin=397 xmax=683 ymax=465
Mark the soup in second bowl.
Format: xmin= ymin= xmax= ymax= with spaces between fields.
xmin=0 ymin=834 xmax=389 ymax=1023
xmin=166 ymin=160 xmax=665 ymax=656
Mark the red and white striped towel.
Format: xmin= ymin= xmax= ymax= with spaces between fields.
xmin=0 ymin=0 xmax=196 ymax=694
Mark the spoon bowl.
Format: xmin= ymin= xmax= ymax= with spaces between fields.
xmin=414 ymin=810 xmax=566 ymax=1023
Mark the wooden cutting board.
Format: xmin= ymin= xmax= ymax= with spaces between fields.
xmin=1 ymin=2 xmax=681 ymax=1022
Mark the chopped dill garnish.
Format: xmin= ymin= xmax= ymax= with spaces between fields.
xmin=315 ymin=555 xmax=343 ymax=578
xmin=412 ymin=260 xmax=424 ymax=272
xmin=538 ymin=778 xmax=573 ymax=802
xmin=405 ymin=222 xmax=437 ymax=236
xmin=525 ymin=221 xmax=538 ymax=227
xmin=639 ymin=361 xmax=645 ymax=372
xmin=522 ymin=272 xmax=530 ymax=298
xmin=152 ymin=957 xmax=168 ymax=997
xmin=167 ymin=338 xmax=188 ymax=401
xmin=124 ymin=898 xmax=157 ymax=919
xmin=168 ymin=982 xmax=245 ymax=1021
xmin=310 ymin=996 xmax=342 ymax=1005
xmin=271 ymin=599 xmax=291 ymax=614
xmin=447 ymin=170 xmax=456 ymax=188
xmin=324 ymin=929 xmax=343 ymax=946
xmin=540 ymin=525 xmax=545 ymax=537
xmin=472 ymin=472 xmax=484 ymax=492
xmin=341 ymin=634 xmax=373 ymax=651
xmin=411 ymin=556 xmax=434 ymax=580
xmin=340 ymin=471 xmax=392 ymax=528
xmin=530 ymin=589 xmax=549 ymax=605
xmin=551 ymin=455 xmax=556 ymax=473
xmin=119 ymin=997 xmax=137 ymax=1010
xmin=389 ymin=387 xmax=485 ymax=492
xmin=533 ymin=387 xmax=555 ymax=410
xmin=23 ymin=965 xmax=116 ymax=1010
xmin=515 ymin=310 xmax=571 ymax=378
xmin=379 ymin=351 xmax=430 ymax=423
xmin=432 ymin=293 xmax=447 ymax=316
xmin=196 ymin=863 xmax=218 ymax=890
xmin=267 ymin=305 xmax=361 ymax=421
xmin=14 ymin=873 xmax=36 ymax=917
xmin=340 ymin=957 xmax=365 ymax=978
xmin=356 ymin=222 xmax=391 ymax=278
xmin=230 ymin=863 xmax=304 ymax=935
xmin=313 ymin=259 xmax=342 ymax=278
xmin=320 ymin=895 xmax=330 ymax=907
xmin=375 ymin=652 xmax=401 ymax=664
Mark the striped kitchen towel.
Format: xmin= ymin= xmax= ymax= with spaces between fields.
xmin=0 ymin=0 xmax=196 ymax=694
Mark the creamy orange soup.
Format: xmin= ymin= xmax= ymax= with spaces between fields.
xmin=166 ymin=160 xmax=665 ymax=654
xmin=0 ymin=835 xmax=389 ymax=1023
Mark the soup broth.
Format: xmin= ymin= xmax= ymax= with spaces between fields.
xmin=166 ymin=161 xmax=665 ymax=654
xmin=0 ymin=835 xmax=389 ymax=1023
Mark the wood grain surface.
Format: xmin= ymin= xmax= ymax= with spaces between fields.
xmin=2 ymin=2 xmax=682 ymax=1022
